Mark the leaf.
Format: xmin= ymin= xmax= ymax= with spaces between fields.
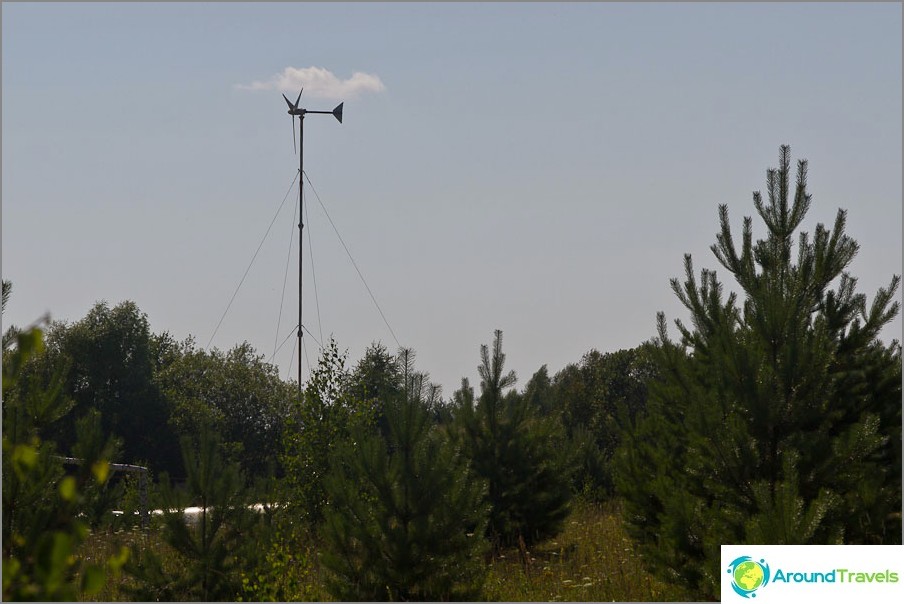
xmin=36 ymin=532 xmax=74 ymax=590
xmin=12 ymin=442 xmax=38 ymax=471
xmin=108 ymin=546 xmax=130 ymax=572
xmin=59 ymin=476 xmax=77 ymax=502
xmin=80 ymin=565 xmax=105 ymax=595
xmin=2 ymin=556 xmax=22 ymax=592
xmin=91 ymin=460 xmax=110 ymax=484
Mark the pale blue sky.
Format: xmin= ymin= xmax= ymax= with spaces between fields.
xmin=3 ymin=2 xmax=901 ymax=396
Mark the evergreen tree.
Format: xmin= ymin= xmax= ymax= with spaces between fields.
xmin=613 ymin=146 xmax=902 ymax=599
xmin=126 ymin=426 xmax=259 ymax=601
xmin=348 ymin=342 xmax=403 ymax=409
xmin=3 ymin=325 xmax=126 ymax=601
xmin=455 ymin=330 xmax=575 ymax=547
xmin=2 ymin=280 xmax=20 ymax=350
xmin=70 ymin=410 xmax=125 ymax=529
xmin=321 ymin=349 xmax=489 ymax=601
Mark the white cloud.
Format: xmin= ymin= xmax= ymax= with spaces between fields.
xmin=236 ymin=66 xmax=385 ymax=100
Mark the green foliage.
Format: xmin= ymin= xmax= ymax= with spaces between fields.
xmin=238 ymin=527 xmax=323 ymax=602
xmin=321 ymin=349 xmax=489 ymax=601
xmin=2 ymin=280 xmax=20 ymax=351
xmin=1 ymin=279 xmax=10 ymax=312
xmin=88 ymin=497 xmax=687 ymax=602
xmin=281 ymin=337 xmax=375 ymax=525
xmin=21 ymin=301 xmax=183 ymax=476
xmin=2 ymin=326 xmax=127 ymax=601
xmin=70 ymin=410 xmax=125 ymax=529
xmin=482 ymin=498 xmax=691 ymax=602
xmin=347 ymin=341 xmax=403 ymax=431
xmin=125 ymin=426 xmax=259 ymax=601
xmin=567 ymin=424 xmax=608 ymax=501
xmin=7 ymin=299 xmax=291 ymax=485
xmin=455 ymin=330 xmax=576 ymax=547
xmin=155 ymin=336 xmax=295 ymax=482
xmin=521 ymin=364 xmax=555 ymax=415
xmin=613 ymin=146 xmax=902 ymax=599
xmin=550 ymin=345 xmax=657 ymax=498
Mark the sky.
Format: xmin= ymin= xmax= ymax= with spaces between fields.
xmin=2 ymin=2 xmax=901 ymax=397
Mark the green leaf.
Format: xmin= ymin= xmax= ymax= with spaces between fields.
xmin=12 ymin=442 xmax=38 ymax=471
xmin=2 ymin=556 xmax=22 ymax=592
xmin=108 ymin=546 xmax=130 ymax=572
xmin=80 ymin=565 xmax=105 ymax=595
xmin=59 ymin=476 xmax=78 ymax=502
xmin=91 ymin=460 xmax=110 ymax=484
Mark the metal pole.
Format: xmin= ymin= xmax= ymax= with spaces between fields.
xmin=281 ymin=94 xmax=340 ymax=396
xmin=298 ymin=114 xmax=304 ymax=400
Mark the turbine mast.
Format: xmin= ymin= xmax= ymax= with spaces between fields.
xmin=281 ymin=90 xmax=343 ymax=399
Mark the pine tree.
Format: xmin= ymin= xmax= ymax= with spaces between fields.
xmin=2 ymin=280 xmax=20 ymax=350
xmin=613 ymin=146 xmax=902 ymax=599
xmin=3 ymin=325 xmax=125 ymax=600
xmin=126 ymin=426 xmax=259 ymax=601
xmin=321 ymin=349 xmax=489 ymax=601
xmin=455 ymin=330 xmax=575 ymax=547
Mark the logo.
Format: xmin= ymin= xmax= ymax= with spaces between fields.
xmin=727 ymin=556 xmax=771 ymax=598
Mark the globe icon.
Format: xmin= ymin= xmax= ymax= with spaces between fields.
xmin=733 ymin=560 xmax=765 ymax=592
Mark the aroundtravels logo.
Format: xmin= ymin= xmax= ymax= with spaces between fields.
xmin=722 ymin=545 xmax=904 ymax=603
xmin=727 ymin=556 xmax=771 ymax=598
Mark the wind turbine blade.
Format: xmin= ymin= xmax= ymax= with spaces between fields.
xmin=295 ymin=89 xmax=303 ymax=107
xmin=282 ymin=94 xmax=294 ymax=110
xmin=291 ymin=116 xmax=297 ymax=155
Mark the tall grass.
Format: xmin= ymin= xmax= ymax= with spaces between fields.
xmin=483 ymin=499 xmax=689 ymax=602
xmin=77 ymin=498 xmax=689 ymax=601
xmin=78 ymin=523 xmax=163 ymax=601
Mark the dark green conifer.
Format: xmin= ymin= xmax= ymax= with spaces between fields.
xmin=126 ymin=426 xmax=258 ymax=601
xmin=2 ymin=324 xmax=123 ymax=601
xmin=321 ymin=349 xmax=488 ymax=601
xmin=455 ymin=330 xmax=575 ymax=547
xmin=613 ymin=146 xmax=902 ymax=599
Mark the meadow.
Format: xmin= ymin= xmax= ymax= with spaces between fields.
xmin=78 ymin=498 xmax=690 ymax=602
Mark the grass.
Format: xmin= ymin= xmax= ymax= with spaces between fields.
xmin=77 ymin=498 xmax=690 ymax=601
xmin=482 ymin=499 xmax=689 ymax=602
xmin=78 ymin=524 xmax=160 ymax=601
xmin=77 ymin=520 xmax=228 ymax=602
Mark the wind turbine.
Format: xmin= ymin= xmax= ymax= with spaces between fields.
xmin=282 ymin=89 xmax=343 ymax=397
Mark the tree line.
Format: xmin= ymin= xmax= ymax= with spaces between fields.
xmin=2 ymin=145 xmax=900 ymax=600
